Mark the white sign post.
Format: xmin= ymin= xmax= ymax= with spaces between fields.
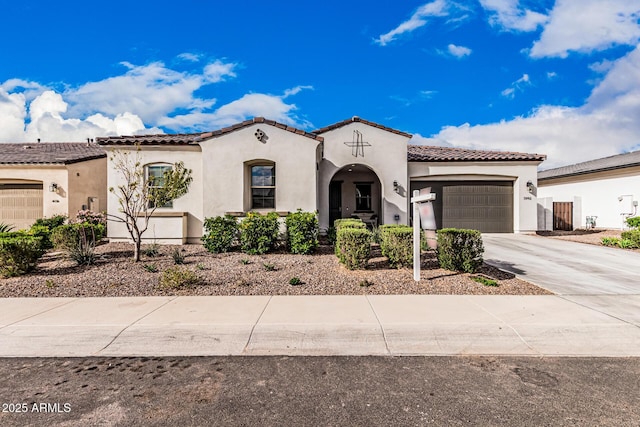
xmin=411 ymin=190 xmax=436 ymax=281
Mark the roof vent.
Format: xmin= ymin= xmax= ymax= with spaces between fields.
xmin=23 ymin=145 xmax=32 ymax=149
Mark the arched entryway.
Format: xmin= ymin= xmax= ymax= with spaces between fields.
xmin=329 ymin=164 xmax=382 ymax=228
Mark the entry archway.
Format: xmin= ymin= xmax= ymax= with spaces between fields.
xmin=329 ymin=164 xmax=382 ymax=228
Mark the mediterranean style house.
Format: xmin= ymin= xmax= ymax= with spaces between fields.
xmin=0 ymin=142 xmax=107 ymax=230
xmin=538 ymin=150 xmax=640 ymax=230
xmin=97 ymin=117 xmax=546 ymax=243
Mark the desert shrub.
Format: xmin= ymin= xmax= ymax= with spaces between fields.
xmin=626 ymin=216 xmax=640 ymax=229
xmin=335 ymin=227 xmax=371 ymax=270
xmin=621 ymin=230 xmax=640 ymax=248
xmin=171 ymin=247 xmax=186 ymax=264
xmin=239 ymin=212 xmax=280 ymax=254
xmin=379 ymin=225 xmax=413 ymax=268
xmin=601 ymin=237 xmax=620 ymax=246
xmin=159 ymin=267 xmax=199 ymax=289
xmin=285 ymin=210 xmax=318 ymax=254
xmin=27 ymin=224 xmax=55 ymax=250
xmin=471 ymin=275 xmax=498 ymax=287
xmin=0 ymin=234 xmax=44 ymax=277
xmin=436 ymin=228 xmax=484 ymax=273
xmin=0 ymin=223 xmax=14 ymax=233
xmin=202 ymin=215 xmax=239 ymax=253
xmin=143 ymin=243 xmax=161 ymax=257
xmin=289 ymin=277 xmax=303 ymax=286
xmin=51 ymin=223 xmax=104 ymax=265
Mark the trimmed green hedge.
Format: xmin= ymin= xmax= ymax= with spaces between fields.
xmin=621 ymin=229 xmax=640 ymax=248
xmin=0 ymin=233 xmax=45 ymax=277
xmin=379 ymin=225 xmax=413 ymax=268
xmin=436 ymin=228 xmax=484 ymax=273
xmin=334 ymin=218 xmax=366 ymax=230
xmin=51 ymin=223 xmax=105 ymax=252
xmin=240 ymin=212 xmax=280 ymax=254
xmin=202 ymin=215 xmax=239 ymax=253
xmin=286 ymin=210 xmax=318 ymax=254
xmin=336 ymin=227 xmax=371 ymax=270
xmin=626 ymin=216 xmax=640 ymax=229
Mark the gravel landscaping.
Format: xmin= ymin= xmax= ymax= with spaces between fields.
xmin=0 ymin=242 xmax=550 ymax=297
xmin=533 ymin=229 xmax=640 ymax=252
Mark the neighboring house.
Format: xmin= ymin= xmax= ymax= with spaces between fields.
xmin=0 ymin=142 xmax=107 ymax=230
xmin=538 ymin=150 xmax=640 ymax=230
xmin=97 ymin=117 xmax=546 ymax=244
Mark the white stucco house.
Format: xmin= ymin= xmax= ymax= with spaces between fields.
xmin=0 ymin=143 xmax=107 ymax=230
xmin=97 ymin=117 xmax=546 ymax=244
xmin=538 ymin=150 xmax=640 ymax=230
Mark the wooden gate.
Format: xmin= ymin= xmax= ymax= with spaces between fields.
xmin=553 ymin=202 xmax=573 ymax=231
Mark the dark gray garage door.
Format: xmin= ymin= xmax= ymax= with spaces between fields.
xmin=410 ymin=181 xmax=514 ymax=233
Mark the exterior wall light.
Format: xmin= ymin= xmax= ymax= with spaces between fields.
xmin=393 ymin=180 xmax=399 ymax=193
xmin=526 ymin=180 xmax=534 ymax=194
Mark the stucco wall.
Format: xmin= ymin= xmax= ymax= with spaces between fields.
xmin=317 ymin=123 xmax=409 ymax=230
xmin=538 ymin=166 xmax=640 ymax=229
xmin=199 ymin=124 xmax=320 ymax=218
xmin=0 ymin=165 xmax=69 ymax=218
xmin=66 ymin=157 xmax=107 ymax=218
xmin=104 ymin=146 xmax=203 ymax=243
xmin=408 ymin=161 xmax=542 ymax=233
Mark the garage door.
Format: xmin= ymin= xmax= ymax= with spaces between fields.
xmin=0 ymin=183 xmax=43 ymax=230
xmin=411 ymin=181 xmax=514 ymax=233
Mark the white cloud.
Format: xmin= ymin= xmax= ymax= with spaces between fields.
xmin=546 ymin=71 xmax=558 ymax=80
xmin=479 ymin=0 xmax=548 ymax=32
xmin=177 ymin=52 xmax=202 ymax=63
xmin=66 ymin=61 xmax=235 ymax=123
xmin=0 ymin=56 xmax=312 ymax=142
xmin=158 ymin=86 xmax=314 ymax=130
xmin=414 ymin=46 xmax=640 ymax=168
xmin=375 ymin=0 xmax=449 ymax=46
xmin=501 ymin=73 xmax=531 ymax=98
xmin=420 ymin=90 xmax=438 ymax=98
xmin=530 ymin=0 xmax=640 ymax=58
xmin=447 ymin=43 xmax=472 ymax=58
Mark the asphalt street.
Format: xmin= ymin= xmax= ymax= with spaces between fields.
xmin=1 ymin=356 xmax=639 ymax=426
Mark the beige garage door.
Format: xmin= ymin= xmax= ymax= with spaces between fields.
xmin=411 ymin=181 xmax=514 ymax=233
xmin=442 ymin=183 xmax=513 ymax=233
xmin=0 ymin=184 xmax=43 ymax=230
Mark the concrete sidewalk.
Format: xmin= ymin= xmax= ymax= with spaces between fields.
xmin=1 ymin=295 xmax=640 ymax=357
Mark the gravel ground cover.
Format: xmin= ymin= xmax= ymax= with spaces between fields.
xmin=533 ymin=229 xmax=640 ymax=252
xmin=0 ymin=242 xmax=549 ymax=297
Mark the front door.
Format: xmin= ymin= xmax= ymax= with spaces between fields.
xmin=329 ymin=181 xmax=342 ymax=228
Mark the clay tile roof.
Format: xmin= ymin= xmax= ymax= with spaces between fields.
xmin=407 ymin=145 xmax=546 ymax=162
xmin=0 ymin=142 xmax=107 ymax=165
xmin=96 ymin=118 xmax=322 ymax=145
xmin=96 ymin=133 xmax=207 ymax=146
xmin=314 ymin=116 xmax=413 ymax=138
xmin=538 ymin=150 xmax=640 ymax=180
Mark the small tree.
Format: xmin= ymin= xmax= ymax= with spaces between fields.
xmin=108 ymin=147 xmax=192 ymax=262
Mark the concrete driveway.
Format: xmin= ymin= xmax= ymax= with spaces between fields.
xmin=482 ymin=233 xmax=640 ymax=295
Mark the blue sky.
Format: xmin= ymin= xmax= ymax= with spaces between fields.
xmin=1 ymin=0 xmax=640 ymax=168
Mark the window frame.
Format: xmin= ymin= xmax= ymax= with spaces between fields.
xmin=354 ymin=182 xmax=373 ymax=212
xmin=250 ymin=163 xmax=276 ymax=210
xmin=145 ymin=163 xmax=174 ymax=209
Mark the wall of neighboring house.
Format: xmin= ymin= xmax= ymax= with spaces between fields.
xmin=199 ymin=124 xmax=320 ymax=219
xmin=538 ymin=166 xmax=640 ymax=229
xmin=0 ymin=165 xmax=69 ymax=221
xmin=104 ymin=145 xmax=203 ymax=244
xmin=66 ymin=157 xmax=108 ymax=218
xmin=408 ymin=161 xmax=541 ymax=233
xmin=317 ymin=123 xmax=409 ymax=231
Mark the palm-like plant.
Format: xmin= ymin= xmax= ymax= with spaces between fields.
xmin=0 ymin=223 xmax=14 ymax=233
